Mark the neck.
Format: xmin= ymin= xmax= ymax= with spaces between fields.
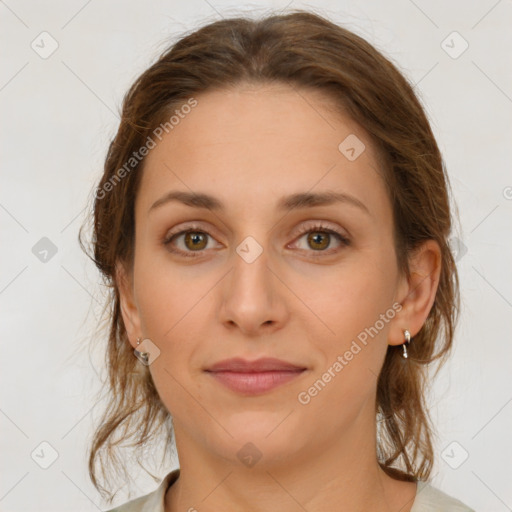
xmin=165 ymin=412 xmax=417 ymax=512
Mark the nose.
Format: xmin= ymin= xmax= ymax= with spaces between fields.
xmin=218 ymin=242 xmax=289 ymax=336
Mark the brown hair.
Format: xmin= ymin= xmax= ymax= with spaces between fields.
xmin=81 ymin=9 xmax=460 ymax=502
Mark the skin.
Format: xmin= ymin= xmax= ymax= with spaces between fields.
xmin=117 ymin=82 xmax=441 ymax=512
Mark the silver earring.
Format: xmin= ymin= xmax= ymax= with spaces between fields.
xmin=402 ymin=330 xmax=411 ymax=359
xmin=134 ymin=337 xmax=150 ymax=365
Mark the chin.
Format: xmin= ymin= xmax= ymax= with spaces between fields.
xmin=212 ymin=413 xmax=305 ymax=460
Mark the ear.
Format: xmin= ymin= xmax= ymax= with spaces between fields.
xmin=388 ymin=239 xmax=442 ymax=347
xmin=116 ymin=261 xmax=142 ymax=350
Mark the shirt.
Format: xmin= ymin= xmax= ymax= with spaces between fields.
xmin=103 ymin=469 xmax=476 ymax=512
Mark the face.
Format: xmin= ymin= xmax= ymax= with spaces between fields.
xmin=119 ymin=83 xmax=418 ymax=470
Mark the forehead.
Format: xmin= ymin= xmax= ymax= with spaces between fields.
xmin=137 ymin=84 xmax=390 ymax=219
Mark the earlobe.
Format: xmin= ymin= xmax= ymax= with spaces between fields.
xmin=115 ymin=261 xmax=141 ymax=349
xmin=388 ymin=240 xmax=442 ymax=347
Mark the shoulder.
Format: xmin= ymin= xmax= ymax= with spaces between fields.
xmin=411 ymin=481 xmax=475 ymax=512
xmin=103 ymin=493 xmax=151 ymax=512
xmin=102 ymin=469 xmax=180 ymax=512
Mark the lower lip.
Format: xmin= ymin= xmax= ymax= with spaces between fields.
xmin=206 ymin=370 xmax=306 ymax=395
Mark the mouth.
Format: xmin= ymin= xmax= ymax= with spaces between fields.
xmin=204 ymin=357 xmax=308 ymax=395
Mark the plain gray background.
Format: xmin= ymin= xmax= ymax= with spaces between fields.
xmin=1 ymin=1 xmax=511 ymax=511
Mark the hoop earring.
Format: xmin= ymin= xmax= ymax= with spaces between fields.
xmin=402 ymin=329 xmax=411 ymax=359
xmin=134 ymin=337 xmax=150 ymax=365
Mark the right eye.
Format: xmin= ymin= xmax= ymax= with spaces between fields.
xmin=163 ymin=225 xmax=221 ymax=258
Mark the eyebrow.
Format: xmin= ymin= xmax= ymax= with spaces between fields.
xmin=149 ymin=190 xmax=370 ymax=215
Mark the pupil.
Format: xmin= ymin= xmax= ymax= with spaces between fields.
xmin=309 ymin=232 xmax=328 ymax=250
xmin=187 ymin=232 xmax=205 ymax=249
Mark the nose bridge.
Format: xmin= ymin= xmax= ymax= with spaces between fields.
xmin=231 ymin=233 xmax=273 ymax=303
xmin=219 ymin=230 xmax=287 ymax=333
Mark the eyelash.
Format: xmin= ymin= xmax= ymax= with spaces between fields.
xmin=162 ymin=222 xmax=351 ymax=259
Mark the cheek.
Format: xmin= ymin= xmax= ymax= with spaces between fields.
xmin=133 ymin=260 xmax=206 ymax=417
xmin=133 ymin=252 xmax=214 ymax=365
xmin=297 ymin=277 xmax=393 ymax=424
xmin=133 ymin=248 xmax=199 ymax=337
xmin=299 ymin=249 xmax=397 ymax=381
xmin=303 ymin=254 xmax=396 ymax=333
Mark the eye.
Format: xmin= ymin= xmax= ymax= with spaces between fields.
xmin=163 ymin=224 xmax=220 ymax=258
xmin=289 ymin=221 xmax=350 ymax=257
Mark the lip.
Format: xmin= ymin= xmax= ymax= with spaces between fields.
xmin=207 ymin=370 xmax=306 ymax=395
xmin=205 ymin=357 xmax=306 ymax=373
xmin=204 ymin=357 xmax=307 ymax=396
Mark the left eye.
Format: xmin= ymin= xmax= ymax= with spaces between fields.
xmin=290 ymin=224 xmax=350 ymax=255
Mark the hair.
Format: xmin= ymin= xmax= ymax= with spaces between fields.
xmin=80 ymin=8 xmax=460 ymax=502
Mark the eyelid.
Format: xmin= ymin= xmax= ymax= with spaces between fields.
xmin=163 ymin=219 xmax=348 ymax=239
xmin=292 ymin=219 xmax=349 ymax=238
xmin=163 ymin=221 xmax=219 ymax=241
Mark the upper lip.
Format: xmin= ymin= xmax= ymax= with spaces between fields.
xmin=205 ymin=357 xmax=307 ymax=373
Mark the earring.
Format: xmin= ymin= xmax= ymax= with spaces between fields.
xmin=402 ymin=330 xmax=411 ymax=359
xmin=134 ymin=337 xmax=150 ymax=365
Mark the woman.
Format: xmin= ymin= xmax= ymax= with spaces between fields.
xmin=83 ymin=9 xmax=475 ymax=512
